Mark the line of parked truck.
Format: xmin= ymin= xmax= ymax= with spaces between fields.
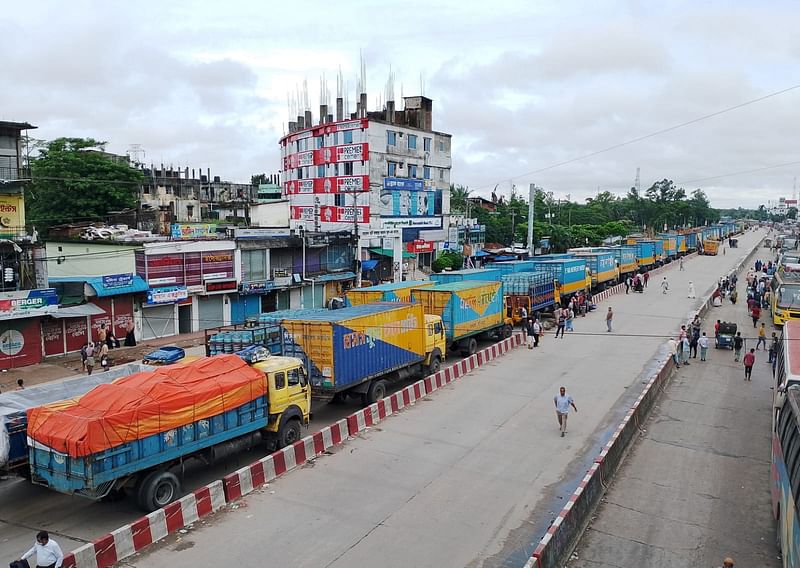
xmin=0 ymin=223 xmax=743 ymax=512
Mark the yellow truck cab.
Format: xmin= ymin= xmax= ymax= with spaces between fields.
xmin=251 ymin=355 xmax=312 ymax=449
xmin=424 ymin=314 xmax=447 ymax=373
xmin=704 ymin=239 xmax=719 ymax=255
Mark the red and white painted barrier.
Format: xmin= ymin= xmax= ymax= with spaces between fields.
xmin=62 ymin=480 xmax=226 ymax=568
xmin=223 ymin=418 xmax=349 ymax=502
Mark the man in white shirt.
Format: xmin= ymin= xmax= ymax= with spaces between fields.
xmin=554 ymin=386 xmax=578 ymax=438
xmin=19 ymin=531 xmax=64 ymax=568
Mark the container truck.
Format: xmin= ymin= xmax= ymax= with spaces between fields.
xmin=704 ymin=238 xmax=719 ymax=255
xmin=567 ymin=250 xmax=618 ymax=289
xmin=260 ymin=303 xmax=446 ymax=405
xmin=530 ymin=258 xmax=591 ymax=300
xmin=652 ymin=239 xmax=665 ymax=264
xmin=632 ymin=240 xmax=656 ymax=268
xmin=486 ymin=260 xmax=536 ymax=275
xmin=411 ymin=281 xmax=511 ymax=356
xmin=430 ymin=268 xmax=502 ymax=283
xmin=502 ymin=271 xmax=559 ymax=323
xmin=345 ymin=280 xmax=434 ymax=306
xmin=26 ymin=354 xmax=311 ymax=511
xmin=675 ymin=234 xmax=687 ymax=255
xmin=659 ymin=235 xmax=677 ymax=261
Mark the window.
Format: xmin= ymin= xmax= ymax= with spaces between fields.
xmin=315 ymin=136 xmax=323 ymax=149
xmin=439 ymin=168 xmax=445 ymax=181
xmin=186 ymin=205 xmax=194 ymax=219
xmin=343 ymin=162 xmax=354 ymax=175
xmin=424 ymin=137 xmax=431 ymax=151
xmin=317 ymin=165 xmax=325 ymax=178
xmin=408 ymin=134 xmax=417 ymax=150
xmin=388 ymin=162 xmax=397 ymax=176
xmin=287 ymin=368 xmax=300 ymax=386
xmin=439 ymin=140 xmax=446 ymax=152
xmin=242 ymin=249 xmax=267 ymax=281
xmin=423 ymin=166 xmax=431 ymax=180
xmin=343 ymin=130 xmax=353 ymax=144
xmin=331 ymin=132 xmax=339 ymax=145
xmin=387 ymin=131 xmax=397 ymax=146
xmin=274 ymin=371 xmax=285 ymax=390
xmin=409 ymin=165 xmax=418 ymax=178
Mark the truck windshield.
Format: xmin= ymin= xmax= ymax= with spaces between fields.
xmin=777 ymin=285 xmax=800 ymax=309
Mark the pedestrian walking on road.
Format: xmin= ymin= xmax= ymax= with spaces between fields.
xmin=733 ymin=332 xmax=744 ymax=362
xmin=719 ymin=557 xmax=735 ymax=568
xmin=751 ymin=304 xmax=761 ymax=328
xmin=624 ymin=276 xmax=630 ymax=294
xmin=99 ymin=341 xmax=110 ymax=372
xmin=97 ymin=323 xmax=107 ymax=345
xmin=757 ymin=323 xmax=767 ymax=350
xmin=687 ymin=281 xmax=696 ymax=299
xmin=699 ymin=333 xmax=709 ymax=361
xmin=554 ymin=386 xmax=577 ymax=438
xmin=565 ymin=307 xmax=574 ymax=333
xmin=85 ymin=342 xmax=95 ymax=375
xmin=681 ymin=335 xmax=691 ymax=365
xmin=16 ymin=378 xmax=24 ymax=390
xmin=555 ymin=308 xmax=566 ymax=339
xmin=605 ymin=307 xmax=613 ymax=332
xmin=532 ymin=318 xmax=541 ymax=348
xmin=668 ymin=337 xmax=680 ymax=367
xmin=743 ymin=348 xmax=756 ymax=381
xmin=526 ymin=318 xmax=536 ymax=349
xmin=124 ymin=320 xmax=137 ymax=347
xmin=17 ymin=530 xmax=64 ymax=568
xmin=690 ymin=332 xmax=699 ymax=359
xmin=643 ymin=271 xmax=649 ymax=288
xmin=769 ymin=332 xmax=779 ymax=363
xmin=661 ymin=277 xmax=669 ymax=294
xmin=679 ymin=257 xmax=684 ymax=270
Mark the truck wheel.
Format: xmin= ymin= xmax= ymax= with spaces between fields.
xmin=365 ymin=379 xmax=387 ymax=405
xmin=461 ymin=337 xmax=478 ymax=356
xmin=502 ymin=324 xmax=513 ymax=338
xmin=428 ymin=354 xmax=441 ymax=375
xmin=278 ymin=418 xmax=302 ymax=448
xmin=138 ymin=471 xmax=180 ymax=512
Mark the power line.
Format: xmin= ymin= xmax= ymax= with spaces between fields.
xmin=470 ymin=83 xmax=800 ymax=191
xmin=676 ymin=160 xmax=800 ymax=186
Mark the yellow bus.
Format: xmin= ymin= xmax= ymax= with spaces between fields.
xmin=771 ymin=271 xmax=800 ymax=326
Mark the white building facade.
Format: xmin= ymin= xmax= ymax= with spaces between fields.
xmin=279 ymin=96 xmax=452 ymax=271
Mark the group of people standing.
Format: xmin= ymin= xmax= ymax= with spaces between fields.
xmin=79 ymin=321 xmax=137 ymax=375
xmin=668 ymin=315 xmax=710 ymax=366
xmin=520 ymin=291 xmax=597 ymax=348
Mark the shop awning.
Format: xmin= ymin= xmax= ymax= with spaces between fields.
xmin=315 ymin=271 xmax=356 ymax=283
xmin=361 ymin=260 xmax=379 ymax=271
xmin=50 ymin=303 xmax=107 ymax=319
xmin=369 ymin=248 xmax=416 ymax=259
xmin=49 ymin=275 xmax=149 ymax=297
xmin=472 ymin=250 xmax=491 ymax=258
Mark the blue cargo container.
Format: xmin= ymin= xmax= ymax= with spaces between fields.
xmin=652 ymin=239 xmax=664 ymax=261
xmin=486 ymin=260 xmax=536 ymax=274
xmin=675 ymin=234 xmax=686 ymax=254
xmin=260 ymin=303 xmax=431 ymax=393
xmin=30 ymin=395 xmax=269 ymax=497
xmin=529 ymin=258 xmax=588 ymax=297
xmin=685 ymin=231 xmax=698 ymax=250
xmin=569 ymin=251 xmax=617 ymax=287
xmin=632 ymin=241 xmax=656 ymax=268
xmin=501 ymin=271 xmax=557 ymax=313
xmin=430 ymin=268 xmax=502 ymax=283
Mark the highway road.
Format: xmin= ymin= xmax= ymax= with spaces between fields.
xmin=127 ymin=229 xmax=767 ymax=568
xmin=0 ymin=325 xmax=494 ymax=557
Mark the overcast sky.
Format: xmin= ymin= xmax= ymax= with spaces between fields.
xmin=3 ymin=0 xmax=798 ymax=209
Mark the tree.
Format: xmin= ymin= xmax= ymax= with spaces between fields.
xmin=28 ymin=138 xmax=143 ymax=233
xmin=789 ymin=207 xmax=798 ymax=220
xmin=449 ymin=184 xmax=471 ymax=213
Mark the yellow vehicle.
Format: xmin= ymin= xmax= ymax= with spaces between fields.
xmin=703 ymin=239 xmax=719 ymax=255
xmin=771 ymin=271 xmax=800 ymax=326
xmin=250 ymin=355 xmax=312 ymax=448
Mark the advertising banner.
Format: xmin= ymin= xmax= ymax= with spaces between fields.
xmin=205 ymin=279 xmax=238 ymax=294
xmin=64 ymin=317 xmax=89 ymax=353
xmin=380 ymin=190 xmax=436 ymax=216
xmin=383 ymin=177 xmax=424 ymax=191
xmin=147 ymin=286 xmax=189 ymax=305
xmin=316 ymin=143 xmax=369 ymax=164
xmin=407 ymin=240 xmax=435 ymax=253
xmin=319 ymin=206 xmax=370 ymax=224
xmin=0 ymin=289 xmax=58 ymax=320
xmin=240 ymin=281 xmax=275 ymax=295
xmin=170 ymin=223 xmax=218 ymax=240
xmin=42 ymin=318 xmax=65 ymax=357
xmin=290 ymin=206 xmax=316 ymax=222
xmin=380 ymin=217 xmax=443 ymax=229
xmin=0 ymin=318 xmax=41 ymax=368
xmin=284 ymin=175 xmax=369 ymax=195
xmin=0 ymin=194 xmax=25 ymax=238
xmin=102 ymin=273 xmax=134 ymax=289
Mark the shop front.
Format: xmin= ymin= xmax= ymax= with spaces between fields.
xmin=141 ymin=286 xmax=184 ymax=340
xmin=0 ymin=289 xmax=58 ymax=369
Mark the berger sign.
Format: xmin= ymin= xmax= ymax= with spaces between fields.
xmin=0 ymin=288 xmax=58 ymax=320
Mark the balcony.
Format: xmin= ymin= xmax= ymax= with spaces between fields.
xmin=0 ymin=167 xmax=31 ymax=183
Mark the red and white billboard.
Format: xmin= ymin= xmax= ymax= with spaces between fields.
xmin=318 ymin=206 xmax=370 ymax=224
xmin=280 ymin=118 xmax=368 ymax=146
xmin=290 ymin=206 xmax=316 ymax=222
xmin=407 ymin=239 xmax=435 ymax=253
xmin=285 ymin=175 xmax=369 ymax=195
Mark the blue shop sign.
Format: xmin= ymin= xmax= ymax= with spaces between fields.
xmin=383 ymin=177 xmax=424 ymax=191
xmin=102 ymin=273 xmax=134 ymax=289
xmin=240 ymin=281 xmax=275 ymax=295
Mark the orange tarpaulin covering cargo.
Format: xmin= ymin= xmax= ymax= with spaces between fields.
xmin=27 ymin=355 xmax=266 ymax=458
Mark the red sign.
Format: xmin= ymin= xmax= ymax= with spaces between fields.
xmin=318 ymin=206 xmax=370 ymax=224
xmin=42 ymin=319 xmax=64 ymax=357
xmin=113 ymin=297 xmax=134 ymax=338
xmin=316 ymin=143 xmax=368 ymax=164
xmin=284 ymin=175 xmax=369 ymax=195
xmin=280 ymin=118 xmax=368 ymax=146
xmin=64 ymin=317 xmax=89 ymax=353
xmin=137 ymin=250 xmax=234 ymax=287
xmin=0 ymin=318 xmax=42 ymax=369
xmin=407 ymin=239 xmax=435 ymax=253
xmin=290 ymin=206 xmax=316 ymax=222
xmin=205 ymin=279 xmax=238 ymax=294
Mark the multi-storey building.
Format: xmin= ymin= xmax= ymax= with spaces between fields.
xmin=279 ymin=95 xmax=452 ymax=273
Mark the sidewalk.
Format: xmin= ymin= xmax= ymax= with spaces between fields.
xmin=0 ymin=330 xmax=208 ymax=392
xmin=570 ymin=266 xmax=779 ymax=566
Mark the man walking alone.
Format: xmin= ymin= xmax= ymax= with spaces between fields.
xmin=554 ymin=386 xmax=578 ymax=438
xmin=743 ymin=348 xmax=756 ymax=381
xmin=661 ymin=277 xmax=669 ymax=294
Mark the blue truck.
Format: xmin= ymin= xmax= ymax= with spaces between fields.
xmin=486 ymin=260 xmax=536 ymax=275
xmin=430 ymin=268 xmax=502 ymax=283
xmin=502 ymin=271 xmax=558 ymax=322
xmin=568 ymin=250 xmax=618 ymax=289
xmin=529 ymin=258 xmax=590 ymax=300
